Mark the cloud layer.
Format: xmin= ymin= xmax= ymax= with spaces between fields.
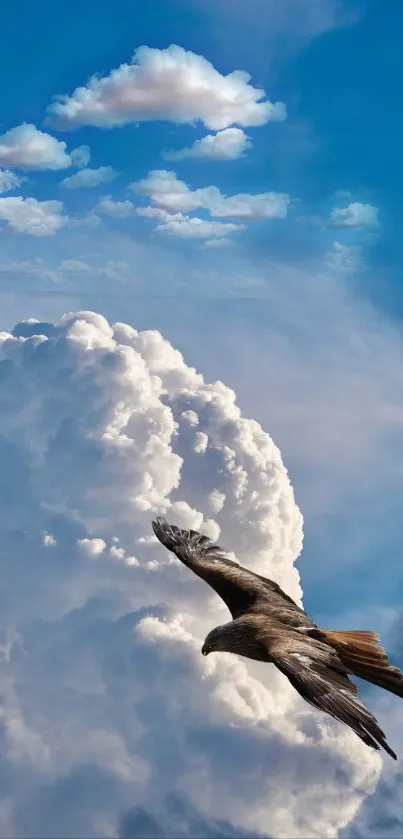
xmin=0 ymin=310 xmax=382 ymax=838
xmin=47 ymin=45 xmax=286 ymax=131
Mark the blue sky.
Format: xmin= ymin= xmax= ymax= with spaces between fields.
xmin=0 ymin=0 xmax=403 ymax=836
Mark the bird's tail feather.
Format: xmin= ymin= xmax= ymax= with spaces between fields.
xmin=323 ymin=629 xmax=403 ymax=698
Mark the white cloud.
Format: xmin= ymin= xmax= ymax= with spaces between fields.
xmin=78 ymin=537 xmax=107 ymax=556
xmin=60 ymin=166 xmax=117 ymax=189
xmin=0 ymin=168 xmax=23 ymax=194
xmin=328 ymin=202 xmax=379 ymax=229
xmin=0 ymin=123 xmax=89 ymax=171
xmin=0 ymin=309 xmax=383 ymax=838
xmin=133 ymin=169 xmax=290 ymax=219
xmin=137 ymin=206 xmax=244 ymax=239
xmin=0 ymin=196 xmax=67 ymax=235
xmin=47 ymin=44 xmax=286 ymax=131
xmin=96 ymin=196 xmax=135 ymax=217
xmin=163 ymin=128 xmax=252 ymax=161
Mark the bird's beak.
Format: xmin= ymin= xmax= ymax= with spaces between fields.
xmin=201 ymin=646 xmax=209 ymax=656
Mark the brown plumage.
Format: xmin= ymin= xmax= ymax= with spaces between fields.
xmin=152 ymin=517 xmax=403 ymax=759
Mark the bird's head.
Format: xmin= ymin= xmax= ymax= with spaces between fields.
xmin=201 ymin=625 xmax=231 ymax=656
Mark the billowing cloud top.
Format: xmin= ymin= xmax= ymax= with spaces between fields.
xmin=47 ymin=44 xmax=286 ymax=131
xmin=0 ymin=311 xmax=380 ymax=837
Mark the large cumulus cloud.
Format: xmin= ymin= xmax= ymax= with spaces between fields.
xmin=0 ymin=311 xmax=381 ymax=838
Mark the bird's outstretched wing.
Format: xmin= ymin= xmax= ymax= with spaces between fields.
xmin=272 ymin=642 xmax=397 ymax=759
xmin=151 ymin=517 xmax=312 ymax=625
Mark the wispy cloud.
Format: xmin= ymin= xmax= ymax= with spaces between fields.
xmin=324 ymin=241 xmax=364 ymax=274
xmin=204 ymin=237 xmax=235 ymax=248
xmin=0 ymin=257 xmax=129 ymax=283
xmin=0 ymin=168 xmax=23 ymax=194
xmin=60 ymin=166 xmax=118 ymax=189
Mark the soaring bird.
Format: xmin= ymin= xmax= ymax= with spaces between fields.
xmin=152 ymin=516 xmax=403 ymax=759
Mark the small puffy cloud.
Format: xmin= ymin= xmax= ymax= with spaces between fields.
xmin=0 ymin=196 xmax=67 ymax=235
xmin=60 ymin=166 xmax=117 ymax=189
xmin=47 ymin=44 xmax=286 ymax=131
xmin=96 ymin=196 xmax=135 ymax=217
xmin=0 ymin=309 xmax=381 ymax=837
xmin=0 ymin=123 xmax=89 ymax=171
xmin=78 ymin=537 xmax=107 ymax=556
xmin=328 ymin=202 xmax=379 ymax=229
xmin=163 ymin=128 xmax=252 ymax=162
xmin=133 ymin=169 xmax=290 ymax=219
xmin=137 ymin=206 xmax=244 ymax=239
xmin=0 ymin=168 xmax=22 ymax=194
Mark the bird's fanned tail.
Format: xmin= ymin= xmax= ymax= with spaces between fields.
xmin=323 ymin=629 xmax=403 ymax=698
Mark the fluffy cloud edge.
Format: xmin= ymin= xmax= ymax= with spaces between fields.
xmin=47 ymin=44 xmax=286 ymax=131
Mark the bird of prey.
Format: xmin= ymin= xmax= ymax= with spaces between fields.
xmin=152 ymin=517 xmax=403 ymax=759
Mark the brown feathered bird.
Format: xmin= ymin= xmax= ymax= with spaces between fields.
xmin=152 ymin=517 xmax=403 ymax=759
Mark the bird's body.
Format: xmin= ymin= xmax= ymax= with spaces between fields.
xmin=152 ymin=517 xmax=403 ymax=759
